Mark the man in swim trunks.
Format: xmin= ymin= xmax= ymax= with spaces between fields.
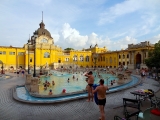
xmin=93 ymin=79 xmax=109 ymax=120
xmin=85 ymin=71 xmax=94 ymax=102
xmin=21 ymin=69 xmax=25 ymax=77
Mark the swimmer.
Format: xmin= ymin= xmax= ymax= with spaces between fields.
xmin=48 ymin=89 xmax=52 ymax=95
xmin=52 ymin=81 xmax=55 ymax=86
xmin=62 ymin=89 xmax=66 ymax=93
xmin=113 ymin=80 xmax=116 ymax=83
xmin=47 ymin=82 xmax=50 ymax=87
xmin=111 ymin=80 xmax=113 ymax=86
xmin=44 ymin=84 xmax=47 ymax=90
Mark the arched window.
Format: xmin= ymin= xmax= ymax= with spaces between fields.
xmin=106 ymin=58 xmax=108 ymax=63
xmin=30 ymin=58 xmax=32 ymax=62
xmin=73 ymin=55 xmax=77 ymax=61
xmin=44 ymin=52 xmax=50 ymax=58
xmin=123 ymin=54 xmax=125 ymax=59
xmin=110 ymin=57 xmax=112 ymax=63
xmin=103 ymin=57 xmax=105 ymax=61
xmin=86 ymin=56 xmax=89 ymax=62
xmin=65 ymin=58 xmax=69 ymax=62
xmin=80 ymin=55 xmax=84 ymax=62
xmin=114 ymin=58 xmax=116 ymax=63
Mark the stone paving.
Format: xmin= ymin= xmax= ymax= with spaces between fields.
xmin=0 ymin=72 xmax=159 ymax=120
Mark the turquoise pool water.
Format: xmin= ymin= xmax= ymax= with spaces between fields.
xmin=38 ymin=71 xmax=118 ymax=95
xmin=15 ymin=74 xmax=139 ymax=103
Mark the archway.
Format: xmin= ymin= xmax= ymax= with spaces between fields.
xmin=136 ymin=53 xmax=141 ymax=69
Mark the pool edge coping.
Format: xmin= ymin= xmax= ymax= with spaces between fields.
xmin=12 ymin=75 xmax=141 ymax=104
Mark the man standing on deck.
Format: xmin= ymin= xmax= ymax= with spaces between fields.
xmin=93 ymin=79 xmax=109 ymax=120
xmin=85 ymin=71 xmax=94 ymax=102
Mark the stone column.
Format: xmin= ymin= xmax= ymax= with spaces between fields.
xmin=141 ymin=50 xmax=144 ymax=64
xmin=131 ymin=51 xmax=135 ymax=64
xmin=121 ymin=54 xmax=123 ymax=65
xmin=146 ymin=51 xmax=148 ymax=58
xmin=129 ymin=52 xmax=132 ymax=64
xmin=141 ymin=50 xmax=148 ymax=68
xmin=128 ymin=51 xmax=134 ymax=69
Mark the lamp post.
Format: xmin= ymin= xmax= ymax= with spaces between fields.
xmin=32 ymin=34 xmax=38 ymax=77
xmin=92 ymin=53 xmax=99 ymax=69
xmin=27 ymin=39 xmax=31 ymax=74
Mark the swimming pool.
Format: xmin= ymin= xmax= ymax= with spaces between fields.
xmin=14 ymin=75 xmax=140 ymax=103
xmin=38 ymin=71 xmax=119 ymax=95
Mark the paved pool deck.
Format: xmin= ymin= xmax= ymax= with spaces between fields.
xmin=0 ymin=72 xmax=159 ymax=120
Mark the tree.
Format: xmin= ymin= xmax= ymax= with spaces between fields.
xmin=145 ymin=40 xmax=160 ymax=80
xmin=64 ymin=48 xmax=74 ymax=50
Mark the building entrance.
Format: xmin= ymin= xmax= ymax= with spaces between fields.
xmin=136 ymin=53 xmax=141 ymax=69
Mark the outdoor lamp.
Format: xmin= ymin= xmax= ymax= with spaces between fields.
xmin=27 ymin=39 xmax=31 ymax=74
xmin=32 ymin=34 xmax=38 ymax=77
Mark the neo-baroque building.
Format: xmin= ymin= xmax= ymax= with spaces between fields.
xmin=0 ymin=20 xmax=154 ymax=71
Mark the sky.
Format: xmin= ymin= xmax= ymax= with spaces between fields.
xmin=0 ymin=0 xmax=160 ymax=50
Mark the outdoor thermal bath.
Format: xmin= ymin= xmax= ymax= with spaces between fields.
xmin=13 ymin=70 xmax=140 ymax=103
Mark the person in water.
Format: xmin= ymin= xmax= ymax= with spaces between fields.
xmin=52 ymin=81 xmax=55 ymax=86
xmin=48 ymin=89 xmax=52 ymax=95
xmin=62 ymin=89 xmax=66 ymax=93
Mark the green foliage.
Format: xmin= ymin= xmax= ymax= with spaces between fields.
xmin=64 ymin=48 xmax=74 ymax=50
xmin=145 ymin=40 xmax=160 ymax=68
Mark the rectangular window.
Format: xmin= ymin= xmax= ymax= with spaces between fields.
xmin=3 ymin=51 xmax=6 ymax=55
xmin=0 ymin=51 xmax=6 ymax=55
xmin=65 ymin=58 xmax=69 ymax=62
xmin=18 ymin=52 xmax=24 ymax=55
xmin=9 ymin=52 xmax=15 ymax=55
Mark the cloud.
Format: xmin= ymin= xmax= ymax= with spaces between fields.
xmin=56 ymin=23 xmax=88 ymax=49
xmin=147 ymin=34 xmax=160 ymax=44
xmin=0 ymin=0 xmax=160 ymax=51
xmin=112 ymin=36 xmax=137 ymax=50
xmin=55 ymin=23 xmax=138 ymax=51
xmin=98 ymin=0 xmax=160 ymax=25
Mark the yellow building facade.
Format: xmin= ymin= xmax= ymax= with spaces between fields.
xmin=0 ymin=20 xmax=155 ymax=71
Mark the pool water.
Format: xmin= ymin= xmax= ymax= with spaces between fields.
xmin=16 ymin=75 xmax=139 ymax=103
xmin=38 ymin=71 xmax=118 ymax=95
